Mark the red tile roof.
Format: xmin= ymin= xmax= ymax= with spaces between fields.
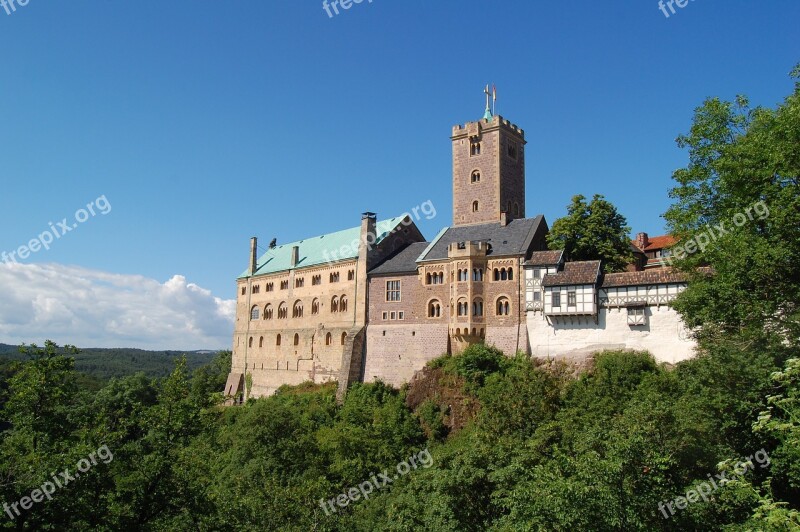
xmin=542 ymin=261 xmax=601 ymax=287
xmin=526 ymin=250 xmax=564 ymax=266
xmin=601 ymin=267 xmax=688 ymax=288
xmin=631 ymin=235 xmax=677 ymax=252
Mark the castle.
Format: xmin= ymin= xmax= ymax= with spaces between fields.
xmin=225 ymin=102 xmax=696 ymax=401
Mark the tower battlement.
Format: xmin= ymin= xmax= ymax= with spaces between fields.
xmin=451 ymin=115 xmax=525 ymax=139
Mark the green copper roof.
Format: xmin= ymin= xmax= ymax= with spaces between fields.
xmin=238 ymin=216 xmax=407 ymax=279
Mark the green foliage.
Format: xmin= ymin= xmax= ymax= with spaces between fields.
xmin=0 ymin=338 xmax=797 ymax=530
xmin=664 ymin=69 xmax=800 ymax=347
xmin=546 ymin=193 xmax=634 ymax=272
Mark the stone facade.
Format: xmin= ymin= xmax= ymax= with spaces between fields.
xmin=452 ymin=116 xmax=526 ymax=226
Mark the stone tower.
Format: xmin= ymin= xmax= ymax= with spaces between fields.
xmin=451 ymin=114 xmax=526 ymax=226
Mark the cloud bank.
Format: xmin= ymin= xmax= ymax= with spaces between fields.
xmin=0 ymin=262 xmax=235 ymax=350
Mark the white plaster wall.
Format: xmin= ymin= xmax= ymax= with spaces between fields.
xmin=527 ymin=305 xmax=696 ymax=364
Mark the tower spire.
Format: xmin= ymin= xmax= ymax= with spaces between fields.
xmin=483 ymin=84 xmax=492 ymax=121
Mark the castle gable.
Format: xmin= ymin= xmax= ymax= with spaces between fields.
xmin=418 ymin=216 xmax=544 ymax=262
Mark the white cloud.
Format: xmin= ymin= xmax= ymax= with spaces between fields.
xmin=0 ymin=262 xmax=235 ymax=350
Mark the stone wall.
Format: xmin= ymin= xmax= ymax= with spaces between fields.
xmin=526 ymin=305 xmax=696 ymax=364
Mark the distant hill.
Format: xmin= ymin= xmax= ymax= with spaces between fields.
xmin=0 ymin=343 xmax=220 ymax=381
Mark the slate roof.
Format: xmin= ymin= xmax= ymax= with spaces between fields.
xmin=369 ymin=242 xmax=430 ymax=275
xmin=239 ymin=216 xmax=407 ymax=279
xmin=526 ymin=249 xmax=564 ymax=266
xmin=601 ymin=268 xmax=688 ymax=288
xmin=418 ymin=216 xmax=544 ymax=262
xmin=542 ymin=260 xmax=602 ymax=287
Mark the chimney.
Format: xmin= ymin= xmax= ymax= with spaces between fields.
xmin=361 ymin=211 xmax=377 ymax=247
xmin=635 ymin=232 xmax=649 ymax=250
xmin=249 ymin=237 xmax=258 ymax=275
xmin=500 ymin=211 xmax=508 ymax=227
xmin=291 ymin=245 xmax=299 ymax=267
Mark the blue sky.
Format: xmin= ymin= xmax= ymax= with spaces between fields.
xmin=0 ymin=0 xmax=797 ymax=349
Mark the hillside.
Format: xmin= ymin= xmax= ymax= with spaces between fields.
xmin=0 ymin=343 xmax=218 ymax=381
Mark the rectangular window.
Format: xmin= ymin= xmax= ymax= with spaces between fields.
xmin=398 ymin=311 xmax=404 ymax=320
xmin=382 ymin=311 xmax=388 ymax=320
xmin=390 ymin=311 xmax=396 ymax=320
xmin=386 ymin=280 xmax=401 ymax=302
xmin=552 ymin=291 xmax=561 ymax=308
xmin=533 ymin=291 xmax=541 ymax=302
xmin=627 ymin=307 xmax=647 ymax=326
xmin=533 ymin=268 xmax=541 ymax=279
xmin=567 ymin=291 xmax=576 ymax=307
xmin=241 ymin=287 xmax=246 ymax=295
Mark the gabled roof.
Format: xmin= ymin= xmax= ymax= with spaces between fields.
xmin=632 ymin=235 xmax=677 ymax=252
xmin=542 ymin=260 xmax=602 ymax=287
xmin=239 ymin=216 xmax=407 ymax=279
xmin=369 ymin=242 xmax=430 ymax=276
xmin=526 ymin=249 xmax=564 ymax=266
xmin=418 ymin=216 xmax=544 ymax=262
xmin=601 ymin=268 xmax=688 ymax=288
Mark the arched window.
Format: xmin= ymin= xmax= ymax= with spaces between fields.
xmin=276 ymin=334 xmax=281 ymax=346
xmin=494 ymin=268 xmax=500 ymax=281
xmin=426 ymin=273 xmax=432 ymax=285
xmin=508 ymin=268 xmax=514 ymax=280
xmin=470 ymin=141 xmax=481 ymax=156
xmin=278 ymin=302 xmax=288 ymax=319
xmin=340 ymin=295 xmax=348 ymax=313
xmin=428 ymin=300 xmax=442 ymax=318
xmin=259 ymin=336 xmax=264 ymax=348
xmin=457 ymin=299 xmax=468 ymax=317
xmin=264 ymin=304 xmax=273 ymax=320
xmin=341 ymin=332 xmax=347 ymax=345
xmin=293 ymin=300 xmax=303 ymax=318
xmin=325 ymin=332 xmax=332 ymax=345
xmin=472 ymin=201 xmax=479 ymax=212
xmin=248 ymin=336 xmax=253 ymax=348
xmin=250 ymin=305 xmax=259 ymax=320
xmin=331 ymin=296 xmax=339 ymax=313
xmin=438 ymin=272 xmax=444 ymax=284
xmin=294 ymin=333 xmax=299 ymax=346
xmin=473 ymin=299 xmax=484 ymax=317
xmin=471 ymin=170 xmax=481 ymax=183
xmin=514 ymin=202 xmax=520 ymax=216
xmin=496 ymin=297 xmax=511 ymax=316
xmin=312 ymin=298 xmax=319 ymax=315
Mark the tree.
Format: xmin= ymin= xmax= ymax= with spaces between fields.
xmin=664 ymin=66 xmax=800 ymax=347
xmin=547 ymin=194 xmax=634 ymax=272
